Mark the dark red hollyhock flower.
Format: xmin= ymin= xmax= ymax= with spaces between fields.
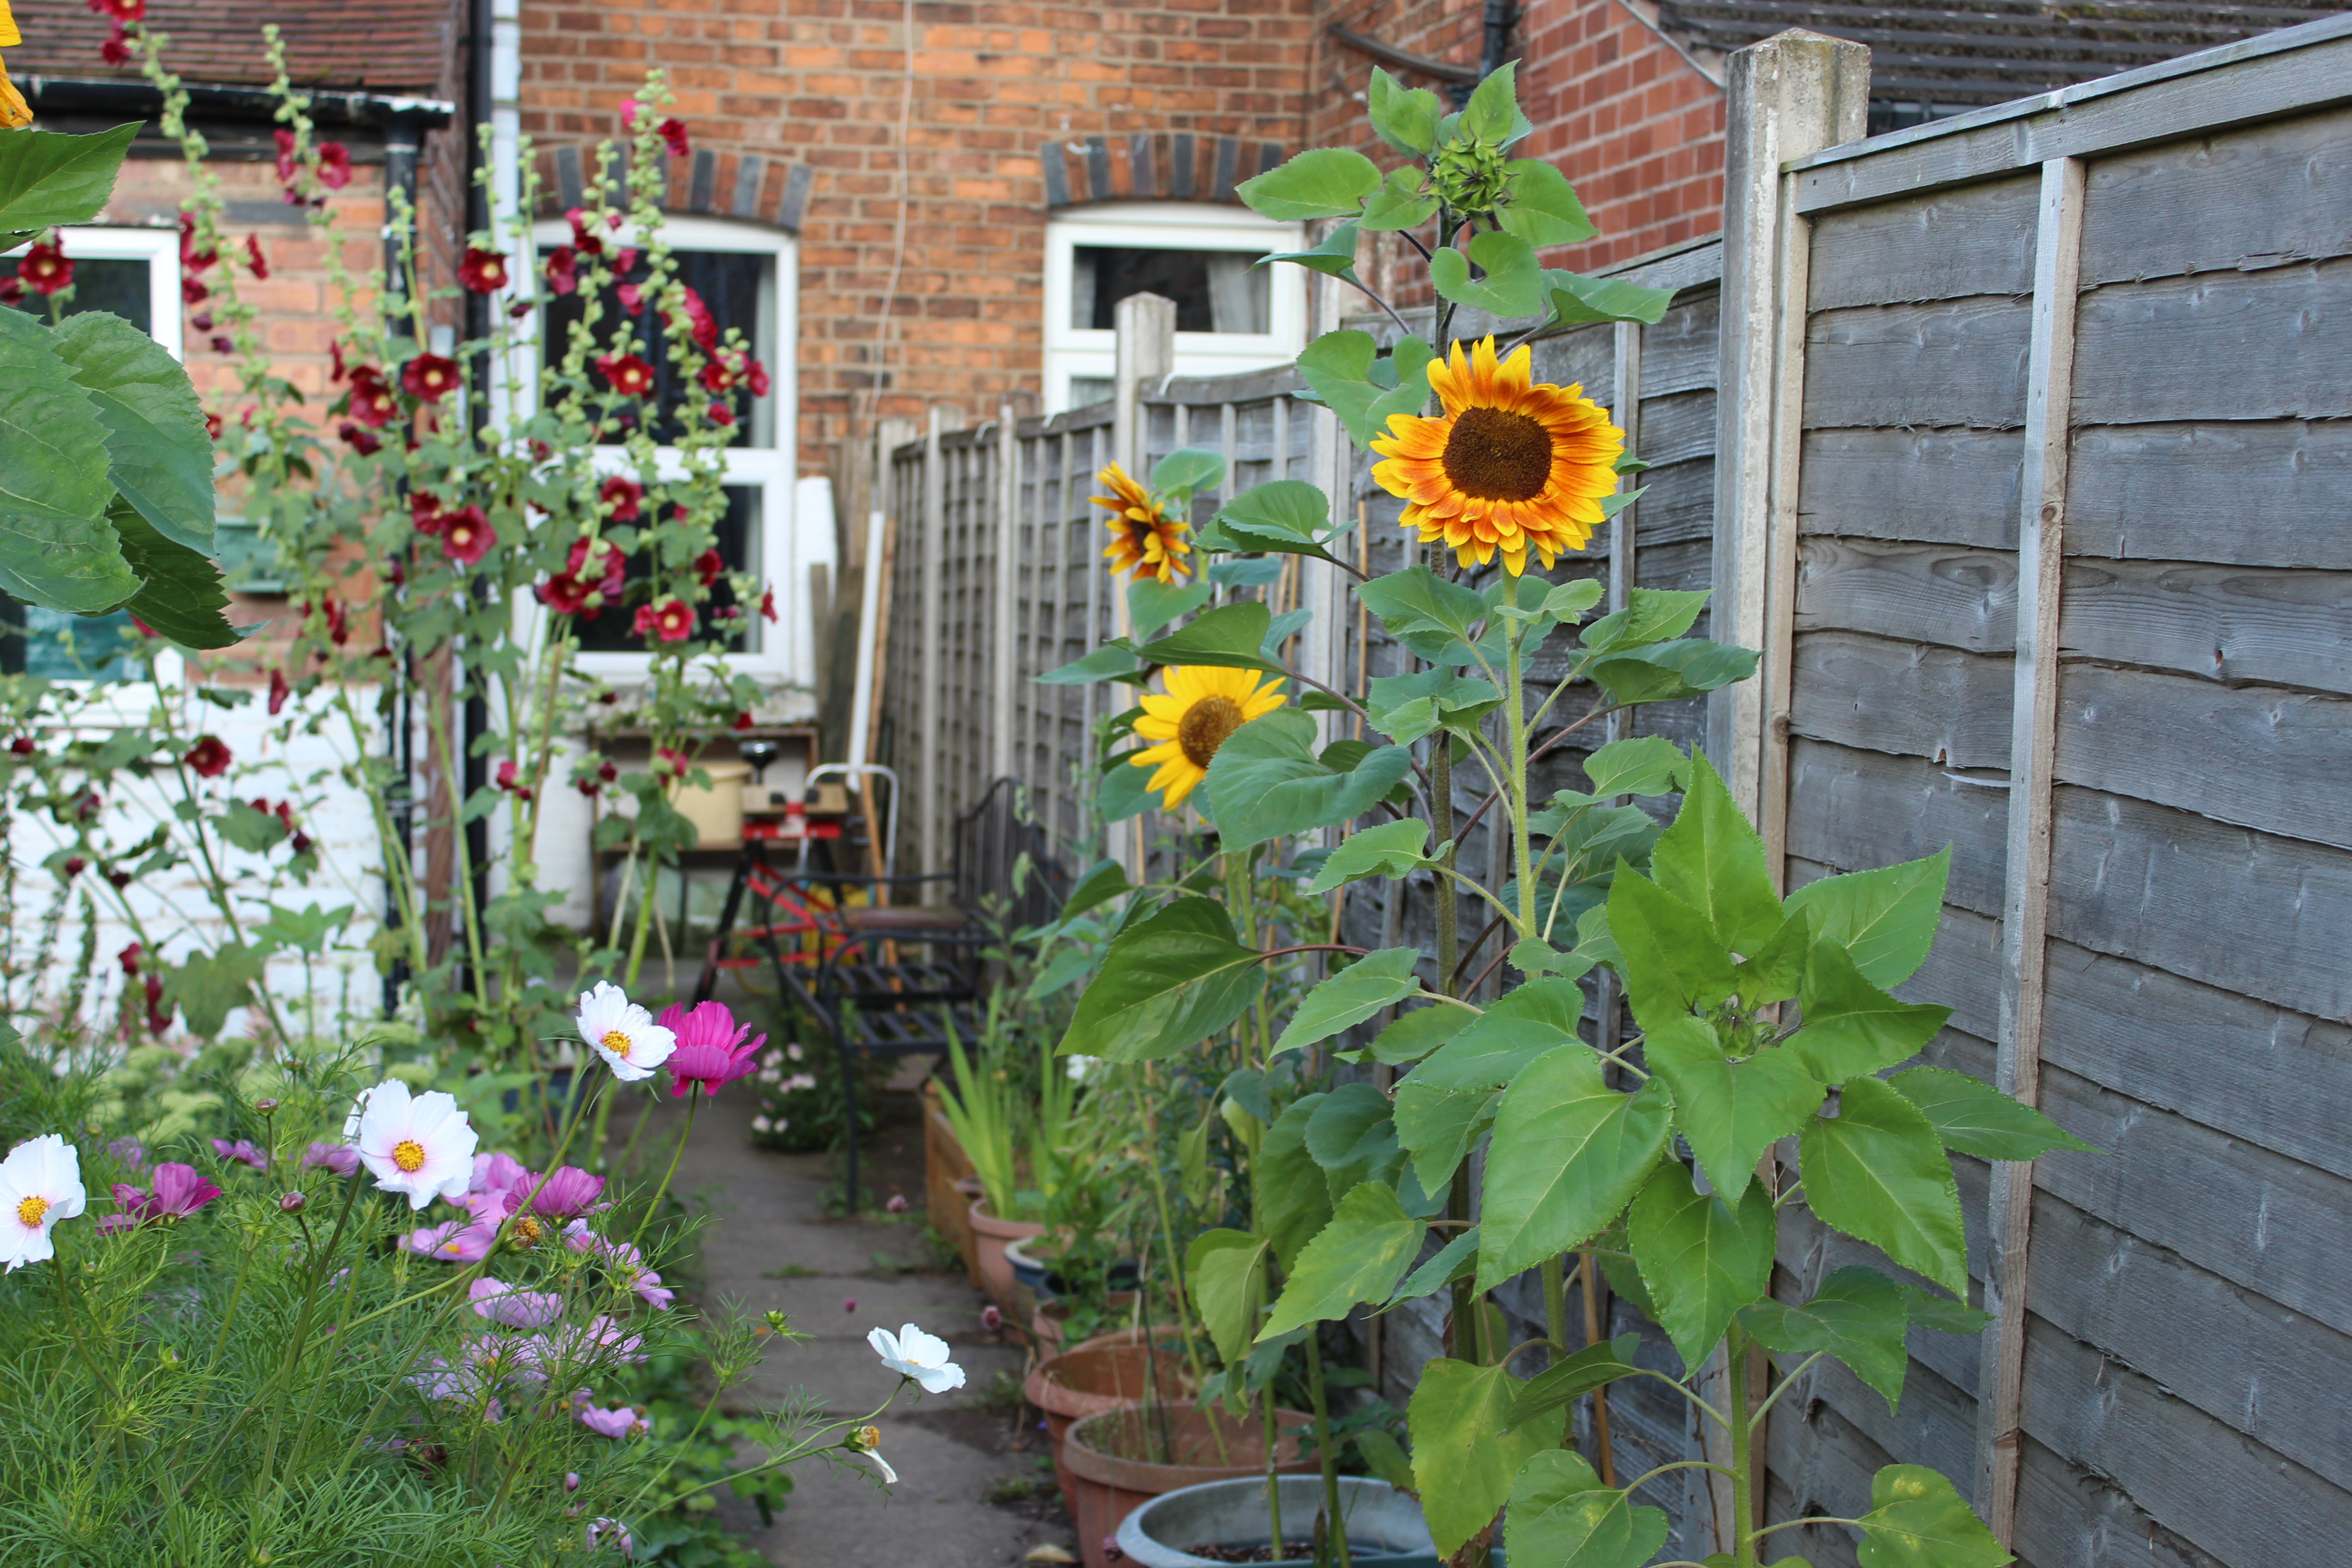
xmin=543 ymin=246 xmax=579 ymax=296
xmin=87 ymin=0 xmax=144 ymax=22
xmin=17 ymin=239 xmax=73 ymax=297
xmin=338 ymin=420 xmax=381 ymax=455
xmin=211 ymin=334 xmax=235 ymax=354
xmin=0 ymin=278 xmax=22 ymax=306
xmin=290 ymin=830 xmax=314 ymax=855
xmin=181 ymin=274 xmax=209 ymax=306
xmin=402 ymin=354 xmax=460 ymax=403
xmin=190 ymin=311 xmax=213 ymax=332
xmin=176 ymin=211 xmax=211 ymax=267
xmin=731 ymin=711 xmax=754 ymax=731
xmin=595 ymin=354 xmax=654 ymax=397
xmin=745 ymin=358 xmax=771 ymax=397
xmin=494 ymin=760 xmax=533 ymax=800
xmin=759 ymin=584 xmax=778 ymax=622
xmin=62 ymin=858 xmax=86 ymax=880
xmin=672 ymin=284 xmax=718 ymax=352
xmin=708 ymin=402 xmax=735 ymax=428
xmin=536 ymin=537 xmax=626 ymax=618
xmin=273 ymin=799 xmax=296 ymax=830
xmin=598 ymin=475 xmax=644 ymax=521
xmin=204 ymin=412 xmax=224 ymax=442
xmin=409 ymin=491 xmax=448 ymax=536
xmin=563 ymin=207 xmax=603 ymax=258
xmin=183 ymin=735 xmax=231 ymax=779
xmin=107 ymin=869 xmax=131 ymax=890
xmin=457 ymin=247 xmax=509 ymax=294
xmin=507 ymin=297 xmax=535 ymax=320
xmin=329 ymin=340 xmax=348 ymax=382
xmin=386 ymin=557 xmax=405 ymax=589
xmin=316 ymin=142 xmax=353 ymax=190
xmin=244 ymin=235 xmax=269 ymax=279
xmin=118 ymin=942 xmax=142 ymax=975
xmin=576 ymin=778 xmax=600 ymax=797
xmin=697 ymin=357 xmax=737 ymax=395
xmin=311 ymin=595 xmax=350 ymax=646
xmin=656 ymin=118 xmax=691 ymax=158
xmin=100 ymin=27 xmax=132 ymax=65
xmin=598 ymin=759 xmax=618 ymax=783
xmin=440 ymin=505 xmax=494 ymax=566
xmin=268 ymin=667 xmax=289 ymax=715
xmin=633 ymin=598 xmax=694 ymax=643
xmin=693 ymin=549 xmax=723 ymax=588
xmin=273 ymin=129 xmax=301 ymax=188
xmin=142 ymin=971 xmax=168 ymax=1033
xmin=7 ymin=736 xmax=34 ymax=755
xmin=615 ymin=282 xmax=647 ymax=318
xmin=347 ymin=366 xmax=395 ymax=428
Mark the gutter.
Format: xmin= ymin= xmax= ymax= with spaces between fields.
xmin=21 ymin=74 xmax=455 ymax=129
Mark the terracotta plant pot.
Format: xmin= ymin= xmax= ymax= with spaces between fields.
xmin=968 ymin=1196 xmax=1045 ymax=1310
xmin=921 ymin=1083 xmax=983 ymax=1287
xmin=1063 ymin=1404 xmax=1315 ymax=1568
xmin=1023 ymin=1342 xmax=1193 ymax=1516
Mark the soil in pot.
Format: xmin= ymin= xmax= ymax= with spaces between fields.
xmin=968 ymin=1196 xmax=1046 ymax=1310
xmin=1063 ymin=1404 xmax=1315 ymax=1568
xmin=1113 ymin=1475 xmax=1453 ymax=1568
xmin=1022 ymin=1343 xmax=1192 ymax=1516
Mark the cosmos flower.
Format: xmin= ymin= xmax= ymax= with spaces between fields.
xmin=469 ymin=1278 xmax=564 ymax=1329
xmin=655 ymin=1000 xmax=766 ymax=1099
xmin=868 ymin=1323 xmax=964 ymax=1393
xmin=0 ymin=1136 xmax=85 ymax=1272
xmin=352 ymin=1079 xmax=479 ymax=1210
xmin=575 ymin=983 xmax=676 ymax=1083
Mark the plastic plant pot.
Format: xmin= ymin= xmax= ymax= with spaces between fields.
xmin=1114 ymin=1475 xmax=1455 ymax=1567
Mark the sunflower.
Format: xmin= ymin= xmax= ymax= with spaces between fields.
xmin=1370 ymin=336 xmax=1625 ymax=575
xmin=0 ymin=1 xmax=28 ymax=131
xmin=1093 ymin=463 xmax=1192 ymax=584
xmin=1130 ymin=665 xmax=1286 ymax=808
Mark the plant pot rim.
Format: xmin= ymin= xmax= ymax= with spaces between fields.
xmin=1021 ymin=1343 xmax=1191 ymax=1419
xmin=968 ymin=1196 xmax=1047 ymax=1240
xmin=1064 ymin=1403 xmax=1317 ymax=1492
xmin=1114 ymin=1475 xmax=1439 ymax=1568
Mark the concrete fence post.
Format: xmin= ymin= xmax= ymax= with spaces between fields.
xmin=1109 ymin=293 xmax=1176 ymax=873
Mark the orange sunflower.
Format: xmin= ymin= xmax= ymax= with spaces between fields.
xmin=0 ymin=1 xmax=28 ymax=130
xmin=1093 ymin=462 xmax=1192 ymax=584
xmin=1130 ymin=665 xmax=1286 ymax=808
xmin=1370 ymin=336 xmax=1624 ymax=575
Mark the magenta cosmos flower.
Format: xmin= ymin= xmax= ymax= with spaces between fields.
xmin=111 ymin=1161 xmax=222 ymax=1225
xmin=526 ymin=1164 xmax=605 ymax=1220
xmin=654 ymin=1000 xmax=766 ymax=1098
xmin=470 ymin=1277 xmax=564 ymax=1328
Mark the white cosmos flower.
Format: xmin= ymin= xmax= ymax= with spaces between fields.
xmin=848 ymin=1424 xmax=897 ymax=1484
xmin=0 ymin=1135 xmax=86 ymax=1273
xmin=1065 ymin=1054 xmax=1105 ymax=1085
xmin=868 ymin=1323 xmax=965 ymax=1393
xmin=353 ymin=1079 xmax=479 ymax=1210
xmin=575 ymin=983 xmax=676 ymax=1083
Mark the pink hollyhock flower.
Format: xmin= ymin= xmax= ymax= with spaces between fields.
xmin=579 ymin=1402 xmax=652 ymax=1439
xmin=632 ymin=598 xmax=695 ymax=643
xmin=301 ymin=1141 xmax=360 ymax=1177
xmin=211 ymin=1138 xmax=268 ymax=1171
xmin=654 ymin=1000 xmax=766 ymax=1098
xmin=544 ymin=245 xmax=580 ymax=295
xmin=470 ymin=1278 xmax=565 ymax=1329
xmin=316 ymin=142 xmax=354 ymax=190
xmin=527 ymin=1164 xmax=605 ymax=1221
xmin=408 ymin=1217 xmax=500 ymax=1263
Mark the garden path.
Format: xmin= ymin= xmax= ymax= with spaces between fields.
xmin=649 ymin=1082 xmax=1072 ymax=1566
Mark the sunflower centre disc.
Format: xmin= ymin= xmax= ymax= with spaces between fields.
xmin=1441 ymin=405 xmax=1553 ymax=501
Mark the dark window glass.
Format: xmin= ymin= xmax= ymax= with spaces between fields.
xmin=0 ymin=255 xmax=152 ymax=335
xmin=1073 ymin=246 xmax=1269 ymax=333
xmin=573 ymin=485 xmax=757 ymax=655
xmin=543 ymin=250 xmax=768 ymax=445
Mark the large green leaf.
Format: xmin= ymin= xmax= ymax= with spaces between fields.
xmin=1784 ymin=849 xmax=1951 ymax=988
xmin=1538 ymin=268 xmax=1677 ymax=328
xmin=1799 ymin=1075 xmax=1970 ymax=1297
xmin=1057 ymin=858 xmax=1132 ymax=923
xmin=1642 ymin=1015 xmax=1822 ymax=1201
xmin=1210 ymin=479 xmax=1340 ymax=563
xmin=1506 ymin=1449 xmax=1670 ymax=1568
xmin=1274 ymin=946 xmax=1424 ymax=1053
xmin=1366 ymin=67 xmax=1441 ymax=156
xmin=1855 ymin=1465 xmax=2012 ymax=1568
xmin=1735 ymin=910 xmax=1815 ymax=1008
xmin=1409 ymin=977 xmax=1587 ymax=1091
xmin=112 ymin=502 xmax=239 ymax=650
xmin=1498 ymin=158 xmax=1597 ymax=249
xmin=1057 ymin=897 xmax=1266 ymax=1063
xmin=165 ymin=941 xmax=265 ymax=1039
xmin=0 ymin=308 xmax=136 ymax=615
xmin=1038 ymin=643 xmax=1143 ymax=685
xmin=1364 ymin=666 xmax=1502 ymax=745
xmin=1294 ymin=329 xmax=1397 ymax=447
xmin=1740 ymin=1265 xmax=1913 ymax=1411
xmin=1203 ymin=709 xmax=1410 ymax=848
xmin=1308 ymin=818 xmax=1439 ymax=894
xmin=1356 ymin=563 xmax=1488 ymax=645
xmin=1184 ymin=1229 xmax=1269 ymax=1365
xmin=1304 ymin=1082 xmax=1394 ymax=1170
xmin=1888 ymin=1066 xmax=2096 ymax=1161
xmin=50 ymin=312 xmax=216 ymax=552
xmin=1235 ymin=147 xmax=1383 ymax=221
xmin=1259 ymin=1096 xmax=1336 ymax=1269
xmin=1580 ymin=735 xmax=1689 ymax=800
xmin=1260 ymin=1181 xmax=1426 ymax=1338
xmin=1135 ymin=599 xmax=1277 ymax=671
xmin=1628 ymin=1160 xmax=1779 ymax=1369
xmin=1386 ymin=1224 xmax=1480 ymax=1306
xmin=1150 ymin=446 xmax=1225 ymax=494
xmin=1460 ymin=61 xmax=1534 ymax=147
xmin=1478 ymin=1046 xmax=1672 ymax=1290
xmin=1579 ymin=587 xmax=1710 ymax=654
xmin=1588 ymin=638 xmax=1759 ymax=706
xmin=1408 ymin=1357 xmax=1559 ymax=1557
xmin=1127 ymin=578 xmax=1212 ymax=638
xmin=1786 ymin=940 xmax=1952 ymax=1084
xmin=1651 ymin=751 xmax=1784 ymax=954
xmin=1393 ymin=1079 xmax=1496 ymax=1194
xmin=1359 ymin=167 xmax=1439 ymax=232
xmin=1504 ymin=1333 xmax=1645 ymax=1429
xmin=1367 ymin=1002 xmax=1470 ymax=1065
xmin=0 ymin=124 xmax=139 ymax=236
xmin=1607 ymin=870 xmax=1737 ymax=1018
xmin=1429 ymin=229 xmax=1545 ymax=318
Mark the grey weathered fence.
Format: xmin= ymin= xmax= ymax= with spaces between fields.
xmin=877 ymin=15 xmax=2352 ymax=1565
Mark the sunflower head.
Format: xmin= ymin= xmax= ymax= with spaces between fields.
xmin=1092 ymin=462 xmax=1192 ymax=585
xmin=1429 ymin=135 xmax=1510 ymax=217
xmin=1368 ymin=336 xmax=1623 ymax=577
xmin=1129 ymin=665 xmax=1286 ymax=808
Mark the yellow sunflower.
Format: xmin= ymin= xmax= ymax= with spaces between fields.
xmin=1370 ymin=335 xmax=1624 ymax=575
xmin=1093 ymin=462 xmax=1192 ymax=584
xmin=1129 ymin=665 xmax=1286 ymax=808
xmin=0 ymin=1 xmax=29 ymax=131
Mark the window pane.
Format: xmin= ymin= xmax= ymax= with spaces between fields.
xmin=0 ymin=255 xmax=152 ymax=335
xmin=1073 ymin=246 xmax=1269 ymax=333
xmin=573 ymin=485 xmax=758 ymax=655
xmin=543 ymin=249 xmax=771 ymax=446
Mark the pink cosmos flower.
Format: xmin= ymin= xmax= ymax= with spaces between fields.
xmin=527 ymin=1165 xmax=605 ymax=1220
xmin=470 ymin=1277 xmax=564 ymax=1329
xmin=113 ymin=1161 xmax=222 ymax=1225
xmin=578 ymin=1403 xmax=651 ymax=1439
xmin=471 ymin=1152 xmax=531 ymax=1200
xmin=408 ymin=1217 xmax=500 ymax=1263
xmin=586 ymin=1517 xmax=633 ymax=1557
xmin=212 ymin=1138 xmax=269 ymax=1171
xmin=654 ymin=1000 xmax=767 ymax=1099
xmin=624 ymin=1265 xmax=674 ymax=1310
xmin=302 ymin=1142 xmax=360 ymax=1177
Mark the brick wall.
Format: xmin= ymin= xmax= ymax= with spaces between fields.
xmin=517 ymin=0 xmax=1320 ymax=486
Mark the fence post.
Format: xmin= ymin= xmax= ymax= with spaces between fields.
xmin=993 ymin=399 xmax=1020 ymax=787
xmin=1111 ymin=294 xmax=1175 ymax=873
xmin=1702 ymin=26 xmax=1868 ymax=1553
xmin=919 ymin=408 xmax=949 ymax=877
xmin=1299 ymin=402 xmax=1350 ymax=746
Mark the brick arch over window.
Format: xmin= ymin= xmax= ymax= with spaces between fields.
xmin=1043 ymin=134 xmax=1290 ymax=210
xmin=530 ymin=145 xmax=814 ymax=235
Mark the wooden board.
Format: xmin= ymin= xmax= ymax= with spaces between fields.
xmin=1801 ymin=297 xmax=2032 ymax=431
xmin=1637 ymin=288 xmax=1720 ymax=398
xmin=1631 ymin=456 xmax=1716 ymax=550
xmin=1807 ymin=173 xmax=2039 ymax=309
xmin=2070 ymin=260 xmax=2352 ymax=425
xmin=1785 ymin=740 xmax=2010 ymax=916
xmin=2079 ymin=103 xmax=2352 ymax=285
xmin=1789 ymin=630 xmax=2014 ymax=769
xmin=2060 ymin=558 xmax=2352 ymax=693
xmin=2056 ymin=662 xmax=2352 ymax=849
xmin=2049 ymin=785 xmax=2352 ymax=1023
xmin=1633 ymin=386 xmax=1716 ymax=469
xmin=2063 ymin=420 xmax=2352 ymax=569
xmin=2011 ymin=1430 xmax=2231 ymax=1568
xmin=1797 ymin=537 xmax=2019 ymax=652
xmin=1530 ymin=324 xmax=1614 ymax=402
xmin=1796 ymin=427 xmax=2022 ymax=549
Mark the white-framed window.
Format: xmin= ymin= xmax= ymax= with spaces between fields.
xmin=524 ymin=215 xmax=809 ymax=684
xmin=1 ymin=225 xmax=184 ymax=683
xmin=1044 ymin=202 xmax=1308 ymax=413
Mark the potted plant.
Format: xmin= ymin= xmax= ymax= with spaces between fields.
xmin=1116 ymin=1475 xmax=1447 ymax=1567
xmin=938 ymin=1009 xmax=1037 ymax=1307
xmin=1063 ymin=1402 xmax=1318 ymax=1568
xmin=1023 ymin=1338 xmax=1195 ymax=1515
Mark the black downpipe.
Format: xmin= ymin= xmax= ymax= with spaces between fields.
xmin=1479 ymin=0 xmax=1518 ymax=85
xmin=459 ymin=1 xmax=495 ymax=1001
xmin=382 ymin=108 xmax=426 ymax=1018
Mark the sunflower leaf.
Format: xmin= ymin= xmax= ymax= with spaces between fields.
xmin=1205 ymin=709 xmax=1412 ymax=848
xmin=1257 ymin=220 xmax=1364 ymax=280
xmin=1037 ymin=642 xmax=1143 ymax=685
xmin=1236 ymin=147 xmax=1384 ymax=222
xmin=1498 ymin=159 xmax=1597 ymax=249
xmin=1429 ymin=230 xmax=1545 ymax=318
xmin=1361 ymin=167 xmax=1439 ymax=232
xmin=1151 ymin=446 xmax=1225 ymax=495
xmin=1366 ymin=66 xmax=1443 ymax=156
xmin=1538 ymin=268 xmax=1678 ymax=328
xmin=1058 ymin=897 xmax=1268 ymax=1063
xmin=1135 ymin=599 xmax=1279 ymax=672
xmin=1208 ymin=479 xmax=1343 ymax=565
